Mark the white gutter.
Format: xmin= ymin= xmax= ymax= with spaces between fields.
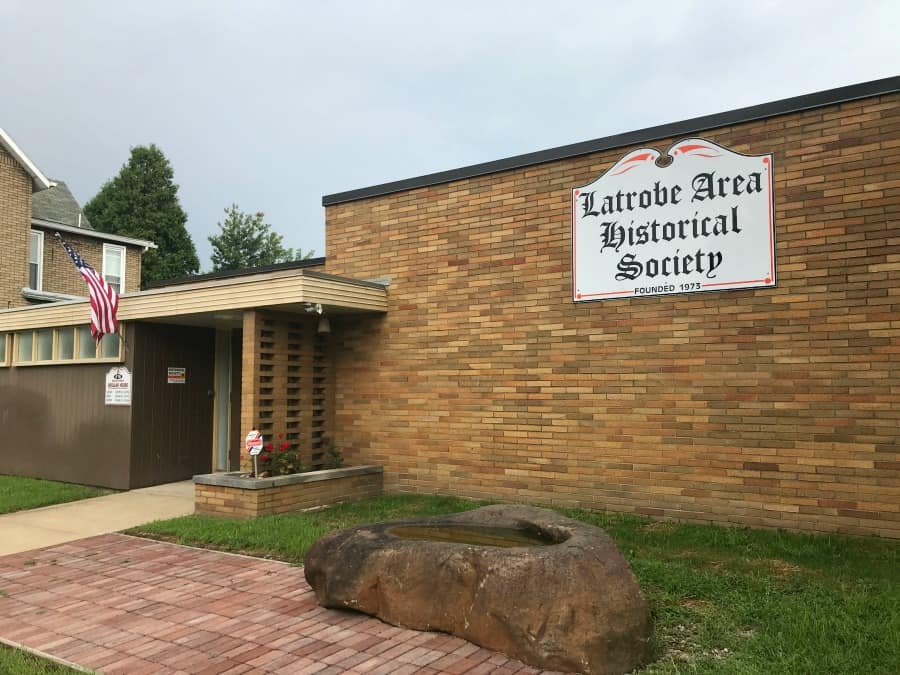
xmin=0 ymin=128 xmax=54 ymax=192
xmin=31 ymin=217 xmax=158 ymax=251
xmin=21 ymin=288 xmax=86 ymax=303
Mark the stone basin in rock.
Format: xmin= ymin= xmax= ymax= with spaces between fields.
xmin=304 ymin=505 xmax=652 ymax=674
xmin=387 ymin=523 xmax=559 ymax=547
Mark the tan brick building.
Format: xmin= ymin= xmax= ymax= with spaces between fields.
xmin=1 ymin=79 xmax=897 ymax=538
xmin=320 ymin=77 xmax=900 ymax=538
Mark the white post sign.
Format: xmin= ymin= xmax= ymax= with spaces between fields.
xmin=105 ymin=366 xmax=132 ymax=406
xmin=245 ymin=430 xmax=264 ymax=456
xmin=573 ymin=138 xmax=775 ymax=301
xmin=246 ymin=430 xmax=264 ymax=477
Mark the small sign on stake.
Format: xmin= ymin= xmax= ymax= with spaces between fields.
xmin=245 ymin=429 xmax=264 ymax=476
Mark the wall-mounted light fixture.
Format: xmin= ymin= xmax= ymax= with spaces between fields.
xmin=304 ymin=302 xmax=330 ymax=334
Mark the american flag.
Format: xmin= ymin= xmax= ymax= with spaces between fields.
xmin=57 ymin=234 xmax=119 ymax=342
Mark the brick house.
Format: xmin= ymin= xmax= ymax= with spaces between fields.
xmin=2 ymin=77 xmax=898 ymax=538
xmin=0 ymin=128 xmax=152 ymax=311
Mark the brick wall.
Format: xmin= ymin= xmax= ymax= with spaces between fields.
xmin=195 ymin=470 xmax=383 ymax=518
xmin=0 ymin=146 xmax=32 ymax=309
xmin=324 ymin=93 xmax=900 ymax=537
xmin=35 ymin=229 xmax=142 ymax=297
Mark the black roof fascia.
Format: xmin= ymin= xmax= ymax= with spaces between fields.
xmin=322 ymin=75 xmax=900 ymax=207
xmin=300 ymin=269 xmax=388 ymax=290
xmin=146 ymin=257 xmax=327 ymax=289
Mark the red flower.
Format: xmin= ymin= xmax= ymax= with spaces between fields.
xmin=279 ymin=441 xmax=291 ymax=452
xmin=278 ymin=433 xmax=284 ymax=439
xmin=260 ymin=452 xmax=270 ymax=462
xmin=264 ymin=442 xmax=274 ymax=451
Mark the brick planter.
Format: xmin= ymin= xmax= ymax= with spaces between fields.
xmin=193 ymin=465 xmax=383 ymax=518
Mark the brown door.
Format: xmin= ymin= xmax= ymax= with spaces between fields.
xmin=129 ymin=323 xmax=215 ymax=487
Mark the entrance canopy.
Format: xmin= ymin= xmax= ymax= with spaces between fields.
xmin=0 ymin=266 xmax=388 ymax=331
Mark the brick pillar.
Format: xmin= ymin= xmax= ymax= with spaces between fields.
xmin=239 ymin=309 xmax=258 ymax=471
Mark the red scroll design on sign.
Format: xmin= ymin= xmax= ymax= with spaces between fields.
xmin=609 ymin=149 xmax=661 ymax=176
xmin=671 ymin=140 xmax=723 ymax=159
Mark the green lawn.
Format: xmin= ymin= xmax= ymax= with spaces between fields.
xmin=129 ymin=495 xmax=899 ymax=674
xmin=0 ymin=476 xmax=111 ymax=515
xmin=0 ymin=644 xmax=80 ymax=674
xmin=131 ymin=494 xmax=483 ymax=562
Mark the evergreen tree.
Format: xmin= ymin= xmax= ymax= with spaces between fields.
xmin=84 ymin=145 xmax=199 ymax=285
xmin=209 ymin=205 xmax=314 ymax=271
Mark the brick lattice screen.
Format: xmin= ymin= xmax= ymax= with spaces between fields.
xmin=241 ymin=310 xmax=334 ymax=471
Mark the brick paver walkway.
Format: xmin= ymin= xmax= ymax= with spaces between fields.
xmin=0 ymin=534 xmax=565 ymax=674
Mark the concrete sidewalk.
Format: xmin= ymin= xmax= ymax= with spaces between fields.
xmin=0 ymin=480 xmax=194 ymax=556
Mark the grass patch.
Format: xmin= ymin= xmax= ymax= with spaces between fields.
xmin=565 ymin=508 xmax=900 ymax=674
xmin=129 ymin=494 xmax=485 ymax=563
xmin=129 ymin=495 xmax=900 ymax=674
xmin=0 ymin=644 xmax=80 ymax=674
xmin=0 ymin=476 xmax=111 ymax=515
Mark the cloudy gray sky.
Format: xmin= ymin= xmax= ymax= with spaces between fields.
xmin=2 ymin=1 xmax=898 ymax=269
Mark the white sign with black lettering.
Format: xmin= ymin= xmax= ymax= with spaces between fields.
xmin=105 ymin=366 xmax=132 ymax=406
xmin=573 ymin=138 xmax=775 ymax=301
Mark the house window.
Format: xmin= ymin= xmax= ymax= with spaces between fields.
xmin=16 ymin=331 xmax=33 ymax=363
xmin=29 ymin=231 xmax=43 ymax=290
xmin=76 ymin=325 xmax=96 ymax=359
xmin=8 ymin=325 xmax=124 ymax=365
xmin=57 ymin=327 xmax=75 ymax=360
xmin=103 ymin=244 xmax=125 ymax=294
xmin=36 ymin=329 xmax=53 ymax=361
xmin=99 ymin=332 xmax=120 ymax=359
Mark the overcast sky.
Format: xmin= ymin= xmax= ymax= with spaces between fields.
xmin=2 ymin=1 xmax=898 ymax=270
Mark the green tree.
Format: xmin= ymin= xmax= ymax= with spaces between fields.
xmin=209 ymin=205 xmax=314 ymax=271
xmin=84 ymin=145 xmax=199 ymax=285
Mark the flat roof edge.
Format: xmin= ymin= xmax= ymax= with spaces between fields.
xmin=322 ymin=75 xmax=900 ymax=206
xmin=145 ymin=257 xmax=327 ymax=288
xmin=0 ymin=269 xmax=387 ymax=330
xmin=301 ymin=268 xmax=388 ymax=290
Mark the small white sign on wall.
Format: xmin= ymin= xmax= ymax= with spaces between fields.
xmin=573 ymin=138 xmax=775 ymax=302
xmin=167 ymin=367 xmax=186 ymax=384
xmin=105 ymin=366 xmax=132 ymax=406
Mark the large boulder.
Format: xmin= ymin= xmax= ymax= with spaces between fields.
xmin=304 ymin=505 xmax=652 ymax=674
